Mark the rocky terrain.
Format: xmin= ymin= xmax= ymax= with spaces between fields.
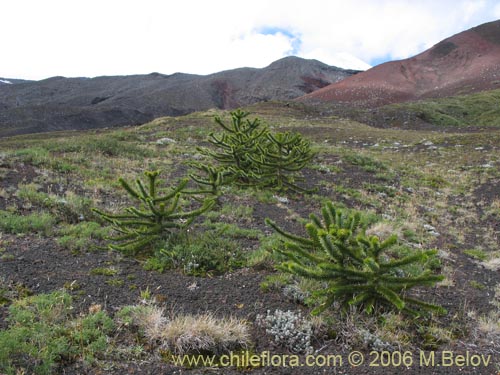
xmin=300 ymin=20 xmax=500 ymax=107
xmin=0 ymin=57 xmax=357 ymax=137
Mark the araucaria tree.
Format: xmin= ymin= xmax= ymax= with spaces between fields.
xmin=93 ymin=170 xmax=214 ymax=255
xmin=199 ymin=109 xmax=267 ymax=183
xmin=250 ymin=131 xmax=315 ymax=192
xmin=196 ymin=109 xmax=315 ymax=192
xmin=266 ymin=202 xmax=445 ymax=316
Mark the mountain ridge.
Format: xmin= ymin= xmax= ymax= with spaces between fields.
xmin=298 ymin=20 xmax=500 ymax=107
xmin=0 ymin=57 xmax=358 ymax=137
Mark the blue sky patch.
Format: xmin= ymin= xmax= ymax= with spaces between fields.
xmin=370 ymin=54 xmax=393 ymax=67
xmin=257 ymin=27 xmax=301 ymax=55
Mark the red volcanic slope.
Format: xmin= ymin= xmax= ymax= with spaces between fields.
xmin=299 ymin=20 xmax=500 ymax=107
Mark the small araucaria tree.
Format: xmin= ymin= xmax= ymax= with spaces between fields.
xmin=93 ymin=170 xmax=214 ymax=255
xmin=199 ymin=109 xmax=267 ymax=183
xmin=195 ymin=109 xmax=315 ymax=192
xmin=266 ymin=202 xmax=446 ymax=316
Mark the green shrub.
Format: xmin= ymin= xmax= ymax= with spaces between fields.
xmin=421 ymin=175 xmax=449 ymax=189
xmin=14 ymin=147 xmax=51 ymax=166
xmin=0 ymin=292 xmax=73 ymax=374
xmin=204 ymin=221 xmax=261 ymax=240
xmin=70 ymin=309 xmax=115 ymax=362
xmin=0 ymin=210 xmax=55 ymax=235
xmin=0 ymin=292 xmax=115 ymax=374
xmin=89 ymin=267 xmax=118 ymax=276
xmin=386 ymin=88 xmax=500 ymax=128
xmin=144 ymin=230 xmax=246 ymax=276
xmin=344 ymin=154 xmax=387 ymax=173
xmin=16 ymin=183 xmax=50 ymax=205
xmin=7 ymin=291 xmax=72 ymax=326
xmin=17 ymin=184 xmax=95 ymax=224
xmin=248 ymin=233 xmax=288 ymax=269
xmin=57 ymin=221 xmax=110 ymax=252
xmin=266 ymin=202 xmax=445 ymax=316
xmin=463 ymin=249 xmax=488 ymax=261
xmin=55 ymin=191 xmax=95 ymax=223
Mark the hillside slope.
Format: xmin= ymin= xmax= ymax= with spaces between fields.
xmin=299 ymin=20 xmax=500 ymax=107
xmin=0 ymin=57 xmax=357 ymax=137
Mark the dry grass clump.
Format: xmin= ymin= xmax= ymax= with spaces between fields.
xmin=130 ymin=304 xmax=168 ymax=342
xmin=120 ymin=304 xmax=250 ymax=355
xmin=160 ymin=313 xmax=250 ymax=355
xmin=478 ymin=313 xmax=500 ymax=337
xmin=481 ymin=257 xmax=500 ymax=271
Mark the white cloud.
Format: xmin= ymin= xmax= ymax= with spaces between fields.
xmin=1 ymin=0 xmax=499 ymax=79
xmin=302 ymin=50 xmax=372 ymax=71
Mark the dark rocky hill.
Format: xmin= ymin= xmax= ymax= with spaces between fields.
xmin=299 ymin=20 xmax=500 ymax=107
xmin=0 ymin=57 xmax=357 ymax=137
xmin=0 ymin=78 xmax=32 ymax=85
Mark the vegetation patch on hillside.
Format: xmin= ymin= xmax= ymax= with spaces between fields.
xmin=385 ymin=89 xmax=500 ymax=128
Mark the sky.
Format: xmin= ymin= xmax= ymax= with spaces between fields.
xmin=1 ymin=0 xmax=500 ymax=80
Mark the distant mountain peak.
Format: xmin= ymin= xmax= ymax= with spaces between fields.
xmin=265 ymin=56 xmax=331 ymax=70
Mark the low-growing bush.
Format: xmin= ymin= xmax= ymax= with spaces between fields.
xmin=70 ymin=307 xmax=115 ymax=362
xmin=57 ymin=221 xmax=110 ymax=252
xmin=144 ymin=229 xmax=246 ymax=276
xmin=256 ymin=309 xmax=316 ymax=354
xmin=17 ymin=184 xmax=95 ymax=223
xmin=0 ymin=210 xmax=55 ymax=235
xmin=0 ymin=292 xmax=114 ymax=375
xmin=343 ymin=153 xmax=387 ymax=173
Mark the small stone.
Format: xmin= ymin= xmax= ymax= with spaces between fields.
xmin=423 ymin=224 xmax=436 ymax=232
xmin=156 ymin=137 xmax=176 ymax=145
xmin=273 ymin=195 xmax=289 ymax=204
